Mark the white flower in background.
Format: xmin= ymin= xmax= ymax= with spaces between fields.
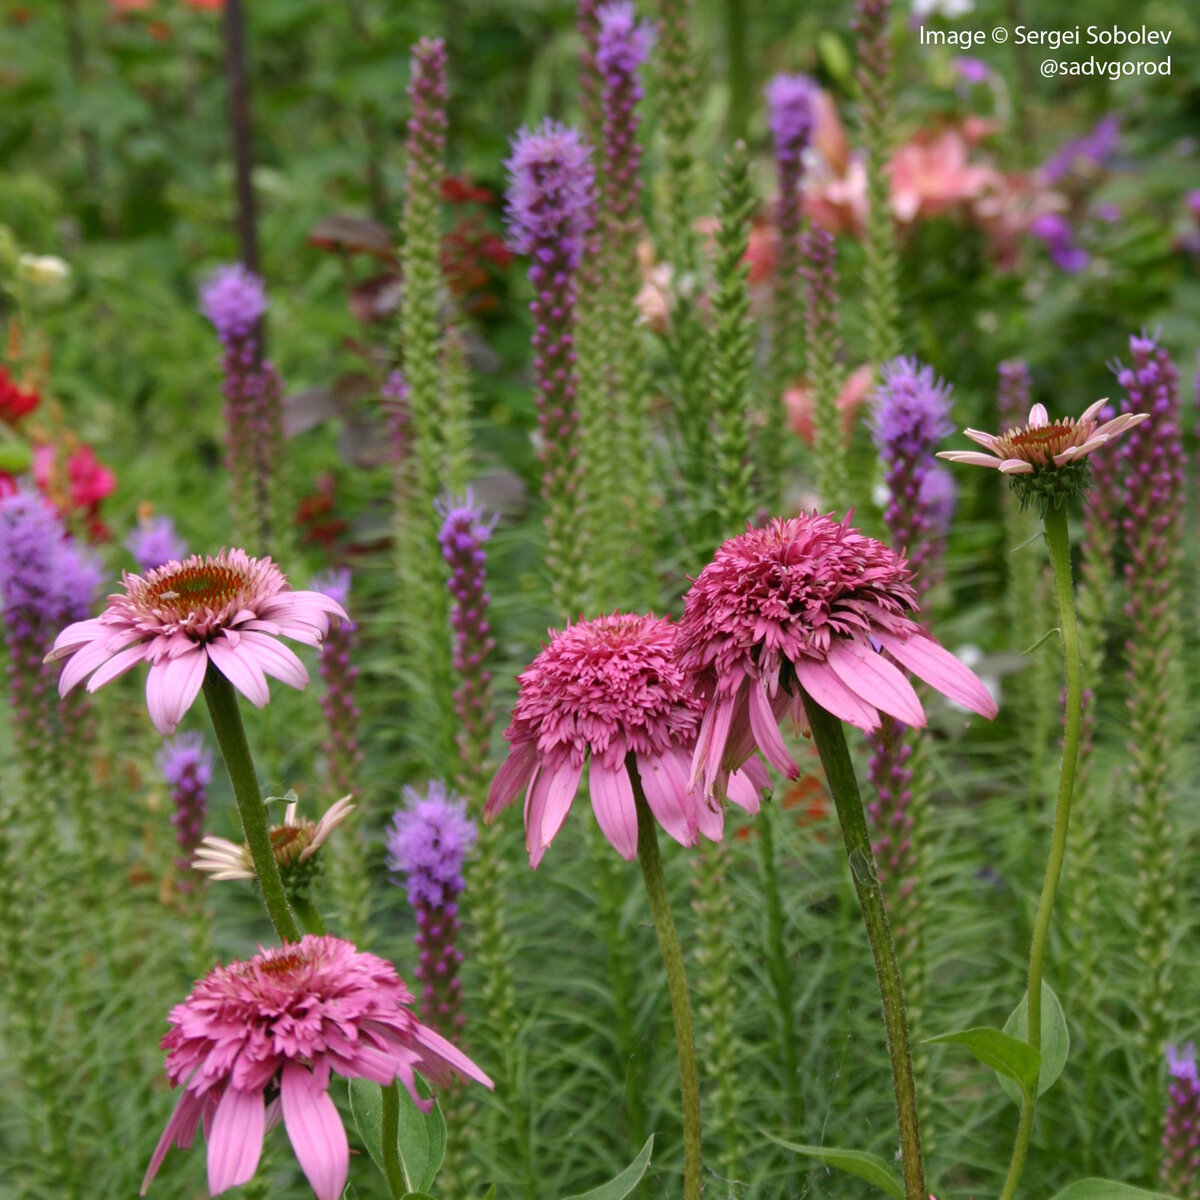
xmin=17 ymin=254 xmax=71 ymax=288
xmin=912 ymin=0 xmax=974 ymax=18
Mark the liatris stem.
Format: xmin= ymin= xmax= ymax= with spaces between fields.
xmin=800 ymin=689 xmax=925 ymax=1200
xmin=202 ymin=667 xmax=302 ymax=943
xmin=632 ymin=773 xmax=702 ymax=1200
xmin=853 ymin=0 xmax=900 ymax=366
xmin=998 ymin=500 xmax=1083 ymax=1200
xmin=802 ymin=225 xmax=849 ymax=512
xmin=414 ymin=897 xmax=465 ymax=1034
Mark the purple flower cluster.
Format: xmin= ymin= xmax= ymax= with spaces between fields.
xmin=157 ymin=732 xmax=213 ymax=893
xmin=504 ymin=120 xmax=595 ymax=272
xmin=386 ymin=782 xmax=477 ymax=1036
xmin=1030 ymin=212 xmax=1089 ymax=273
xmin=1163 ymin=1043 xmax=1200 ymax=1196
xmin=126 ymin=515 xmax=188 ymax=574
xmin=198 ymin=263 xmax=267 ymax=345
xmin=596 ymin=2 xmax=654 ymax=81
xmin=1041 ymin=114 xmax=1120 ymax=186
xmin=764 ymin=73 xmax=818 ymax=166
xmin=438 ymin=494 xmax=497 ymax=786
xmin=312 ymin=569 xmax=361 ymax=799
xmin=406 ymin=38 xmax=449 ymax=209
xmin=996 ymin=359 xmax=1031 ymax=431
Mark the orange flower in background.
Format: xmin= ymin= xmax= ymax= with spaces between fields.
xmin=889 ymin=128 xmax=1002 ymax=224
xmin=786 ymin=364 xmax=874 ymax=445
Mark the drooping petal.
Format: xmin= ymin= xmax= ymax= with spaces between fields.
xmin=876 ymin=632 xmax=998 ymax=719
xmin=826 ymin=639 xmax=926 ymax=728
xmin=935 ymin=450 xmax=1003 ymax=469
xmin=57 ymin=635 xmax=120 ymax=695
xmin=206 ymin=1087 xmax=265 ymax=1196
xmin=588 ymin=758 xmax=639 ymax=861
xmin=794 ymin=657 xmax=882 ymax=731
xmin=141 ymin=1089 xmax=206 ymax=1195
xmin=727 ymin=757 xmax=770 ymax=814
xmin=747 ymin=677 xmax=800 ymax=779
xmin=525 ymin=759 xmax=583 ymax=868
xmin=689 ymin=691 xmax=735 ymax=794
xmin=154 ymin=648 xmax=209 ymax=733
xmin=280 ymin=1063 xmax=349 ymax=1200
xmin=636 ymin=750 xmax=697 ymax=847
xmin=998 ymin=458 xmax=1034 ymax=474
xmin=45 ymin=617 xmax=108 ymax=662
xmin=207 ymin=639 xmax=271 ymax=708
xmin=694 ymin=791 xmax=723 ymax=841
xmin=237 ymin=631 xmax=310 ymax=689
xmin=485 ymin=740 xmax=538 ymax=820
xmin=84 ymin=642 xmax=151 ymax=693
xmin=411 ymin=1021 xmax=495 ymax=1091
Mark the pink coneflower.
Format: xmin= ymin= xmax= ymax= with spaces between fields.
xmin=677 ymin=514 xmax=997 ymax=797
xmin=486 ymin=613 xmax=768 ymax=865
xmin=46 ymin=550 xmax=346 ymax=735
xmin=937 ymin=399 xmax=1147 ymax=475
xmin=140 ymin=935 xmax=492 ymax=1200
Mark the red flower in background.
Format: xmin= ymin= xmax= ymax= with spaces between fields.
xmin=0 ymin=368 xmax=39 ymax=425
xmin=33 ymin=442 xmax=116 ymax=540
xmin=294 ymin=473 xmax=348 ymax=553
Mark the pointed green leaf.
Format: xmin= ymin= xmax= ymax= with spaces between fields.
xmin=764 ymin=1134 xmax=904 ymax=1200
xmin=562 ymin=1135 xmax=654 ymax=1200
xmin=1048 ymin=1180 xmax=1177 ymax=1200
xmin=926 ymin=1025 xmax=1041 ymax=1100
xmin=342 ymin=1186 xmax=360 ymax=1200
xmin=998 ymin=982 xmax=1070 ymax=1104
xmin=348 ymin=1077 xmax=446 ymax=1194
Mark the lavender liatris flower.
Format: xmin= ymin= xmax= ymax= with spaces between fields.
xmin=1163 ymin=1043 xmax=1200 ymax=1199
xmin=437 ymin=495 xmax=496 ymax=791
xmin=126 ymin=514 xmax=188 ymax=574
xmin=388 ymin=783 xmax=477 ymax=1038
xmin=505 ymin=120 xmax=594 ymax=614
xmin=199 ymin=265 xmax=282 ymax=546
xmin=47 ymin=549 xmax=346 ymax=734
xmin=158 ymin=733 xmax=213 ymax=892
xmin=764 ymin=74 xmax=818 ymax=505
xmin=311 ymin=569 xmax=361 ymax=799
xmin=1114 ymin=332 xmax=1187 ymax=1173
xmin=141 ymin=935 xmax=492 ymax=1200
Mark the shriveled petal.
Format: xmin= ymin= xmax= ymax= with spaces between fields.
xmin=876 ymin=632 xmax=998 ymax=719
xmin=826 ymin=640 xmax=926 ymax=728
xmin=525 ymin=759 xmax=583 ymax=869
xmin=936 ymin=450 xmax=1003 ymax=469
xmin=636 ymin=750 xmax=697 ymax=848
xmin=748 ymin=677 xmax=800 ymax=779
xmin=280 ymin=1063 xmax=349 ymax=1200
xmin=588 ymin=758 xmax=639 ymax=861
xmin=206 ymin=1087 xmax=265 ymax=1196
xmin=141 ymin=1089 xmax=206 ymax=1195
xmin=998 ymin=458 xmax=1034 ymax=474
xmin=485 ymin=741 xmax=538 ymax=821
xmin=207 ymin=639 xmax=271 ymax=708
xmin=794 ymin=657 xmax=882 ymax=732
xmin=1028 ymin=403 xmax=1049 ymax=427
xmin=694 ymin=791 xmax=724 ymax=842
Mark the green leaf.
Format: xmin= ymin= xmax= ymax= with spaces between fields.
xmin=342 ymin=1186 xmax=360 ymax=1200
xmin=926 ymin=1026 xmax=1041 ymax=1100
xmin=765 ymin=1133 xmax=904 ymax=1200
xmin=562 ymin=1135 xmax=654 ymax=1200
xmin=997 ymin=982 xmax=1070 ymax=1104
xmin=1048 ymin=1181 xmax=1178 ymax=1200
xmin=348 ymin=1077 xmax=447 ymax=1194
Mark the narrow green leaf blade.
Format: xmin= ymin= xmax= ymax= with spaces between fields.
xmin=562 ymin=1135 xmax=655 ymax=1200
xmin=1049 ymin=1180 xmax=1178 ymax=1200
xmin=926 ymin=1025 xmax=1041 ymax=1099
xmin=998 ymin=982 xmax=1070 ymax=1104
xmin=765 ymin=1134 xmax=904 ymax=1200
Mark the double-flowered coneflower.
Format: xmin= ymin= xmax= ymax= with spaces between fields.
xmin=387 ymin=782 xmax=477 ymax=1038
xmin=504 ymin=120 xmax=594 ymax=614
xmin=1163 ymin=1043 xmax=1200 ymax=1199
xmin=1113 ymin=333 xmax=1187 ymax=1168
xmin=140 ymin=935 xmax=492 ymax=1200
xmin=199 ymin=265 xmax=280 ymax=546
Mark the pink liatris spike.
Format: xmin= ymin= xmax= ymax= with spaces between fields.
xmin=140 ymin=936 xmax=492 ymax=1200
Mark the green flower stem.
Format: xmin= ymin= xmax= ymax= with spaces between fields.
xmin=800 ymin=690 xmax=924 ymax=1200
xmin=380 ymin=1082 xmax=407 ymax=1199
xmin=202 ymin=668 xmax=301 ymax=944
xmin=632 ymin=774 xmax=702 ymax=1200
xmin=999 ymin=500 xmax=1083 ymax=1200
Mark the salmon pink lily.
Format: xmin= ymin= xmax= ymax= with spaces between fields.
xmin=45 ymin=549 xmax=347 ymax=735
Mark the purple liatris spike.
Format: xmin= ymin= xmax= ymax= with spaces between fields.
xmin=1115 ymin=331 xmax=1187 ymax=1169
xmin=381 ymin=370 xmax=412 ymax=471
xmin=504 ymin=120 xmax=594 ymax=613
xmin=996 ymin=359 xmax=1031 ymax=431
xmin=311 ymin=569 xmax=362 ymax=800
xmin=199 ymin=264 xmax=281 ymax=546
xmin=126 ymin=515 xmax=188 ymax=574
xmin=1163 ymin=1043 xmax=1200 ymax=1199
xmin=387 ymin=782 xmax=477 ymax=1039
xmin=869 ymin=357 xmax=956 ymax=594
xmin=437 ymin=494 xmax=497 ymax=793
xmin=157 ymin=733 xmax=213 ymax=893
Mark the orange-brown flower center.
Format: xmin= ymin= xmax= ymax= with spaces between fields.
xmin=269 ymin=821 xmax=314 ymax=866
xmin=148 ymin=564 xmax=249 ymax=615
xmin=1008 ymin=421 xmax=1073 ymax=449
xmin=258 ymin=950 xmax=308 ymax=975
